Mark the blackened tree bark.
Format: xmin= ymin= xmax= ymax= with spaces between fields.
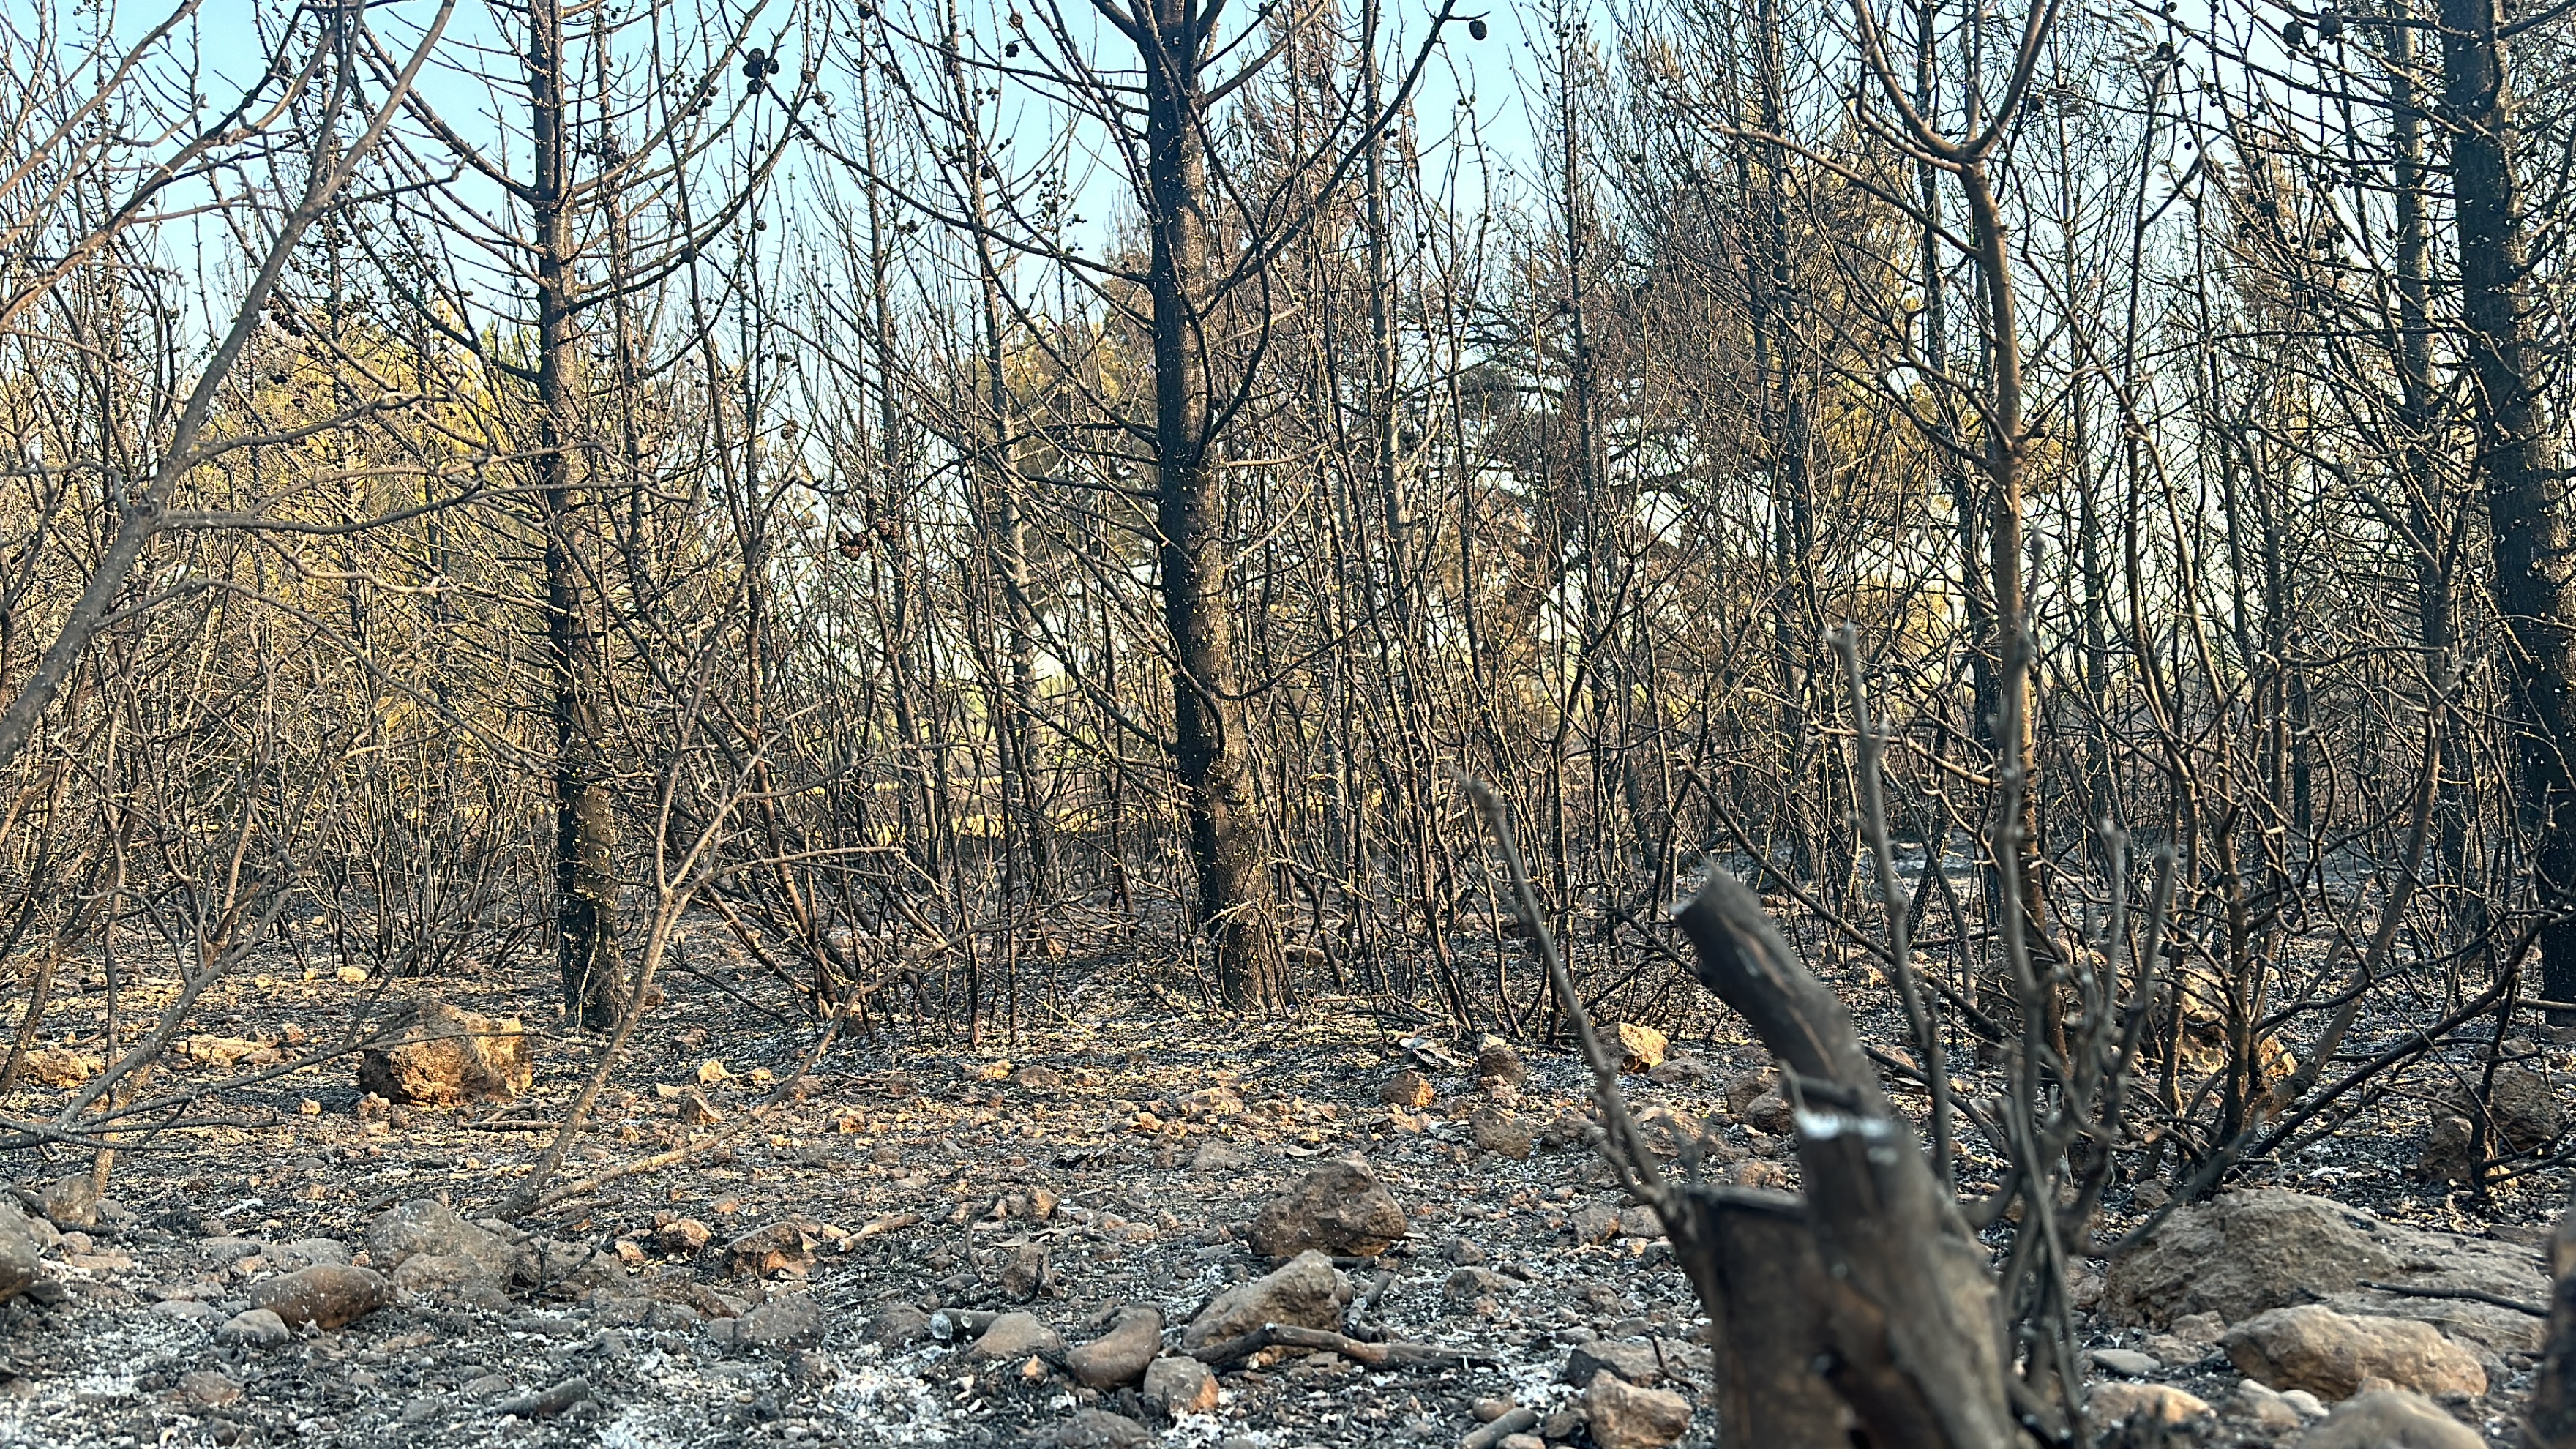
xmin=2438 ymin=0 xmax=2576 ymax=1013
xmin=1135 ymin=0 xmax=1288 ymax=1008
xmin=527 ymin=0 xmax=624 ymax=1030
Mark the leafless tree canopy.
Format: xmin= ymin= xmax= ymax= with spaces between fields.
xmin=21 ymin=0 xmax=2576 ymax=1435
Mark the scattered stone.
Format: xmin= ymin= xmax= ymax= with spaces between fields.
xmin=151 ymin=1298 xmax=221 ymax=1324
xmin=866 ymin=1302 xmax=933 ymax=1348
xmin=179 ymin=1035 xmax=274 ymax=1067
xmin=1566 ymin=1338 xmax=1666 ymax=1387
xmin=2089 ymin=1382 xmax=2213 ymax=1428
xmin=37 ymin=1173 xmax=98 ymax=1230
xmin=1003 ymin=1241 xmax=1054 ymax=1299
xmin=357 ymin=1000 xmax=532 ymax=1105
xmin=2223 ymin=1303 xmax=2487 ymax=1400
xmin=1463 ymin=1409 xmax=1539 ymax=1449
xmin=2417 ymin=1116 xmax=2479 ymax=1184
xmin=1468 ymin=1107 xmax=1532 ymax=1160
xmin=0 ymin=1201 xmax=40 ymax=1306
xmin=1472 ymin=1396 xmax=1516 ymax=1423
xmin=2291 ymin=1389 xmax=2482 ymax=1448
xmin=17 ymin=1049 xmax=99 ymax=1089
xmin=655 ymin=1218 xmax=713 ymax=1255
xmin=2231 ymin=1380 xmax=2306 ymax=1433
xmin=790 ymin=1350 xmax=837 ymax=1385
xmin=2477 ymin=1068 xmax=2564 ymax=1151
xmin=1066 ymin=1306 xmax=1162 ymax=1388
xmin=2104 ymin=1188 xmax=2401 ymax=1325
xmin=1048 ymin=1407 xmax=1150 ymax=1448
xmin=1582 ymin=1368 xmax=1690 ymax=1449
xmin=1475 ymin=1037 xmax=1527 ymax=1087
xmin=214 ymin=1308 xmax=291 ymax=1347
xmin=1142 ymin=1355 xmax=1218 ymax=1414
xmin=1614 ymin=1206 xmax=1661 ymax=1240
xmin=1741 ymin=1091 xmax=1796 ymax=1137
xmin=2171 ymin=1311 xmax=2226 ymax=1344
xmin=2280 ymin=1390 xmax=2327 ymax=1418
xmin=1539 ymin=1112 xmax=1594 ymax=1150
xmin=366 ymin=1199 xmax=515 ymax=1283
xmin=1646 ymin=1057 xmax=1709 ymax=1086
xmin=1445 ymin=1266 xmax=1507 ymax=1303
xmin=1246 ymin=1155 xmax=1407 ymax=1258
xmin=1382 ymin=1070 xmax=1435 ymax=1109
xmin=2090 ymin=1347 xmax=2161 ymax=1377
xmin=247 ymin=1264 xmax=387 ymax=1329
xmin=180 ymin=1370 xmax=242 ymax=1408
xmin=493 ymin=1378 xmax=590 ymax=1419
xmin=724 ymin=1221 xmax=817 ymax=1278
xmin=1188 ymin=1140 xmax=1251 ymax=1173
xmin=969 ymin=1311 xmax=1063 ymax=1361
xmin=1724 ymin=1160 xmax=1792 ymax=1191
xmin=1181 ymin=1250 xmax=1347 ymax=1349
xmin=391 ymin=1253 xmax=511 ymax=1308
xmin=1723 ymin=1068 xmax=1778 ymax=1117
xmin=1613 ymin=1024 xmax=1669 ymax=1074
xmin=678 ymin=1090 xmax=722 ymax=1126
xmin=1568 ymin=1203 xmax=1620 ymax=1246
xmin=712 ymin=1292 xmax=825 ymax=1348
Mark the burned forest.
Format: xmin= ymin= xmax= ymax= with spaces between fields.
xmin=8 ymin=0 xmax=2576 ymax=1444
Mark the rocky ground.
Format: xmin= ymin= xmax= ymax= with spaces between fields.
xmin=0 ymin=928 xmax=2564 ymax=1448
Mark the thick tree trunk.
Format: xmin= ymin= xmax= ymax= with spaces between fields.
xmin=530 ymin=0 xmax=623 ymax=1030
xmin=1141 ymin=4 xmax=1286 ymax=1009
xmin=2438 ymin=0 xmax=2576 ymax=1013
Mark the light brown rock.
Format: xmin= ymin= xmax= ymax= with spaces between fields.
xmin=724 ymin=1221 xmax=817 ymax=1278
xmin=969 ymin=1311 xmax=1063 ymax=1360
xmin=1047 ymin=1409 xmax=1150 ymax=1448
xmin=1246 ymin=1155 xmax=1407 ymax=1258
xmin=1723 ymin=1068 xmax=1778 ymax=1117
xmin=2417 ymin=1115 xmax=2479 ymax=1184
xmin=1381 ymin=1070 xmax=1434 ymax=1109
xmin=2476 ymin=1068 xmax=2563 ymax=1151
xmin=1066 ymin=1306 xmax=1162 ymax=1388
xmin=2105 ymin=1188 xmax=2401 ymax=1326
xmin=2223 ymin=1303 xmax=2487 ymax=1400
xmin=1582 ymin=1368 xmax=1690 ymax=1449
xmin=18 ymin=1048 xmax=98 ymax=1089
xmin=365 ymin=1199 xmax=515 ymax=1282
xmin=1742 ymin=1090 xmax=1796 ymax=1136
xmin=1568 ymin=1202 xmax=1621 ymax=1245
xmin=1613 ymin=1023 xmax=1668 ymax=1073
xmin=179 ymin=1371 xmax=242 ymax=1408
xmin=1142 ymin=1355 xmax=1218 ymax=1413
xmin=1468 ymin=1107 xmax=1533 ymax=1160
xmin=248 ymin=1264 xmax=389 ymax=1329
xmin=654 ymin=1218 xmax=713 ymax=1254
xmin=0 ymin=1201 xmax=40 ymax=1306
xmin=1180 ymin=1250 xmax=1347 ymax=1349
xmin=357 ymin=1000 xmax=532 ymax=1105
xmin=38 ymin=1173 xmax=97 ymax=1229
xmin=2292 ymin=1389 xmax=2482 ymax=1448
xmin=390 ymin=1253 xmax=510 ymax=1308
xmin=2089 ymin=1382 xmax=2213 ymax=1427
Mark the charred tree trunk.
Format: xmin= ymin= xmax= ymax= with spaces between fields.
xmin=2438 ymin=0 xmax=2576 ymax=1014
xmin=530 ymin=0 xmax=623 ymax=1030
xmin=1669 ymin=871 xmax=2016 ymax=1447
xmin=1140 ymin=0 xmax=1287 ymax=1010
